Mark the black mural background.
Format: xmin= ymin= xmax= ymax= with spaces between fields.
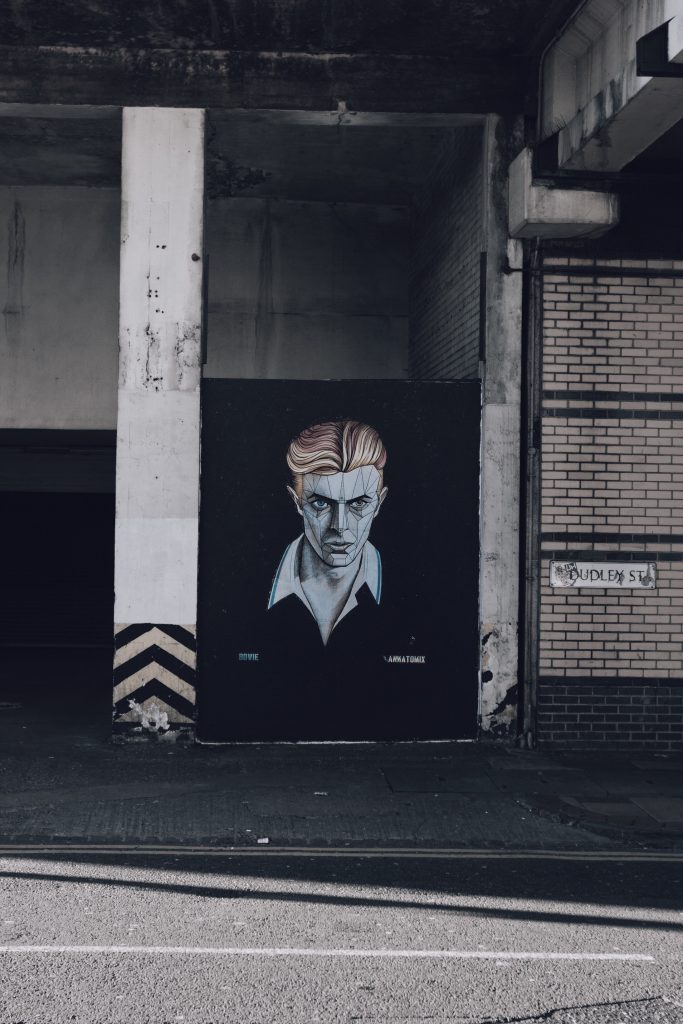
xmin=198 ymin=379 xmax=480 ymax=741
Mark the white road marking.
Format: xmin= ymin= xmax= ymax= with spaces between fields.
xmin=0 ymin=845 xmax=681 ymax=862
xmin=0 ymin=946 xmax=657 ymax=961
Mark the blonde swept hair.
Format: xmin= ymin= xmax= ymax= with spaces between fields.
xmin=287 ymin=420 xmax=387 ymax=495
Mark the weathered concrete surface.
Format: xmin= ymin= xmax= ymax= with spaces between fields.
xmin=205 ymin=198 xmax=409 ymax=380
xmin=206 ymin=114 xmax=450 ymax=204
xmin=114 ymin=107 xmax=204 ymax=631
xmin=0 ymin=186 xmax=120 ymax=430
xmin=508 ymin=148 xmax=619 ymax=239
xmin=0 ymin=125 xmax=419 ymax=428
xmin=0 ymin=0 xmax=579 ymax=113
xmin=0 ymin=0 xmax=581 ymax=115
xmin=0 ymin=107 xmax=452 ymax=200
xmin=479 ymin=116 xmax=524 ymax=739
xmin=542 ymin=0 xmax=683 ymax=171
xmin=0 ymin=0 xmax=580 ymax=57
xmin=0 ymin=110 xmax=121 ymax=188
xmin=0 ymin=46 xmax=529 ymax=113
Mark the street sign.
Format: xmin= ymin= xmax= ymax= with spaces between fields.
xmin=550 ymin=561 xmax=656 ymax=589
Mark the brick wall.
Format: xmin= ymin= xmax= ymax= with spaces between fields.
xmin=409 ymin=127 xmax=483 ymax=380
xmin=537 ymin=255 xmax=683 ymax=750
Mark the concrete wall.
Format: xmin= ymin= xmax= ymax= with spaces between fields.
xmin=0 ymin=189 xmax=409 ymax=436
xmin=204 ymin=198 xmax=409 ymax=380
xmin=0 ymin=186 xmax=120 ymax=430
xmin=478 ymin=116 xmax=524 ymax=738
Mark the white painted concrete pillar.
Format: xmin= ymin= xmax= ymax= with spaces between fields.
xmin=113 ymin=107 xmax=205 ymax=738
xmin=479 ymin=116 xmax=524 ymax=738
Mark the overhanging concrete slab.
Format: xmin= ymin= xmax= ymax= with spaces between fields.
xmin=542 ymin=0 xmax=683 ymax=172
xmin=508 ymin=148 xmax=619 ymax=239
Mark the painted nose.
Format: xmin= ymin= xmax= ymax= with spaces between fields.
xmin=331 ymin=500 xmax=349 ymax=533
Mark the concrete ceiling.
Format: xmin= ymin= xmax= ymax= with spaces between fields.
xmin=0 ymin=107 xmax=465 ymax=205
xmin=0 ymin=2 xmax=581 ymax=113
xmin=0 ymin=1 xmax=579 ymax=58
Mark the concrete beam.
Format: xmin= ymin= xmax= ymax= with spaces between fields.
xmin=0 ymin=104 xmax=483 ymax=129
xmin=542 ymin=0 xmax=683 ymax=171
xmin=113 ymin=107 xmax=204 ymax=738
xmin=207 ymin=109 xmax=485 ymax=128
xmin=509 ymin=148 xmax=619 ymax=239
xmin=0 ymin=45 xmax=526 ymax=113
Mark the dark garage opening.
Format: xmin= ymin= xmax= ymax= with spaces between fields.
xmin=0 ymin=431 xmax=115 ymax=735
xmin=3 ymin=492 xmax=114 ymax=648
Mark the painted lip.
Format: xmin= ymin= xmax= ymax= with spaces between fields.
xmin=326 ymin=543 xmax=352 ymax=552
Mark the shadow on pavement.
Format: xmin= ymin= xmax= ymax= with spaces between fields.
xmin=1 ymin=852 xmax=682 ymax=928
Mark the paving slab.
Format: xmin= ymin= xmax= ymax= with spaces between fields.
xmin=631 ymin=758 xmax=683 ymax=770
xmin=631 ymin=797 xmax=683 ymax=824
xmin=585 ymin=770 xmax=683 ymax=797
xmin=488 ymin=769 xmax=608 ymax=798
xmin=381 ymin=765 xmax=499 ymax=794
xmin=487 ymin=755 xmax=580 ymax=772
xmin=563 ymin=800 xmax=659 ymax=828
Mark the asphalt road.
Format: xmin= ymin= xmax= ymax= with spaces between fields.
xmin=0 ymin=850 xmax=682 ymax=1023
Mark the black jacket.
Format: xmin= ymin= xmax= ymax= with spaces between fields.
xmin=222 ymin=577 xmax=449 ymax=741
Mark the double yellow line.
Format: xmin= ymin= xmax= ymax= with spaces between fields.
xmin=0 ymin=844 xmax=681 ymax=861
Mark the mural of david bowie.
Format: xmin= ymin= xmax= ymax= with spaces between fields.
xmin=267 ymin=419 xmax=388 ymax=646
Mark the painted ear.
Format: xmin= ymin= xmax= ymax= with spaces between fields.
xmin=374 ymin=486 xmax=388 ymax=517
xmin=287 ymin=485 xmax=303 ymax=516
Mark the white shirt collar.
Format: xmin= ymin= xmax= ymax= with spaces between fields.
xmin=268 ymin=534 xmax=382 ymax=622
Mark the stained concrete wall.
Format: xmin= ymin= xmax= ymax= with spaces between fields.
xmin=478 ymin=116 xmax=524 ymax=739
xmin=204 ymin=198 xmax=409 ymax=380
xmin=0 ymin=186 xmax=120 ymax=430
xmin=0 ymin=191 xmax=409 ymax=430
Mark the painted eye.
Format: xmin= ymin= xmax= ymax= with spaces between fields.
xmin=310 ymin=498 xmax=329 ymax=511
xmin=350 ymin=498 xmax=370 ymax=510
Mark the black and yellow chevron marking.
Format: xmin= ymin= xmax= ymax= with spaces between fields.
xmin=113 ymin=623 xmax=197 ymax=729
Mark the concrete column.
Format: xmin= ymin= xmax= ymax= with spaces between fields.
xmin=479 ymin=115 xmax=524 ymax=739
xmin=112 ymin=107 xmax=205 ymax=739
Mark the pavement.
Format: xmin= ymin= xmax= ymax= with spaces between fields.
xmin=0 ymin=649 xmax=682 ymax=852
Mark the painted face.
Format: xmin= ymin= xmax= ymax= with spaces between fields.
xmin=290 ymin=467 xmax=387 ymax=567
